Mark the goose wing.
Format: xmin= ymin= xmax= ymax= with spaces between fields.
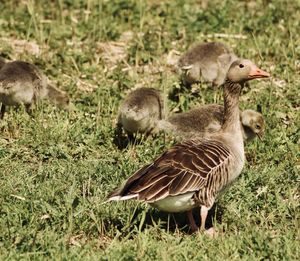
xmin=108 ymin=139 xmax=231 ymax=202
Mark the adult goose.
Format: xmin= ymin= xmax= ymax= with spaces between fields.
xmin=0 ymin=60 xmax=69 ymax=119
xmin=158 ymin=105 xmax=265 ymax=142
xmin=107 ymin=59 xmax=269 ymax=236
xmin=117 ymin=87 xmax=164 ymax=138
xmin=178 ymin=42 xmax=237 ymax=87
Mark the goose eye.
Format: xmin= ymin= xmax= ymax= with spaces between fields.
xmin=239 ymin=64 xmax=244 ymax=68
xmin=256 ymin=124 xmax=261 ymax=130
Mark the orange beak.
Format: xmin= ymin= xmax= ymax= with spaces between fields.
xmin=248 ymin=66 xmax=270 ymax=79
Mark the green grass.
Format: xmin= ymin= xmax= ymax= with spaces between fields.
xmin=0 ymin=0 xmax=299 ymax=260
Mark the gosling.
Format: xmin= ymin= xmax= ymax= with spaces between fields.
xmin=0 ymin=60 xmax=69 ymax=118
xmin=178 ymin=42 xmax=237 ymax=87
xmin=117 ymin=87 xmax=164 ymax=139
xmin=158 ymin=104 xmax=265 ymax=142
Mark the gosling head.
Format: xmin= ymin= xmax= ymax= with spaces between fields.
xmin=227 ymin=59 xmax=270 ymax=84
xmin=241 ymin=109 xmax=265 ymax=141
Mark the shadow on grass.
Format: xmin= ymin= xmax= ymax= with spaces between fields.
xmin=142 ymin=204 xmax=224 ymax=232
xmin=106 ymin=203 xmax=225 ymax=237
xmin=112 ymin=124 xmax=163 ymax=150
xmin=168 ymin=81 xmax=206 ymax=114
xmin=112 ymin=124 xmax=138 ymax=150
xmin=112 ymin=132 xmax=150 ymax=150
xmin=168 ymin=80 xmax=191 ymax=105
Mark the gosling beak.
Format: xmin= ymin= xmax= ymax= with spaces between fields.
xmin=256 ymin=132 xmax=263 ymax=141
xmin=249 ymin=66 xmax=270 ymax=79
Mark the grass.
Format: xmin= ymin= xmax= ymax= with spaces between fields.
xmin=0 ymin=0 xmax=299 ymax=260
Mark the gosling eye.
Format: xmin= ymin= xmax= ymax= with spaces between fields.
xmin=239 ymin=64 xmax=244 ymax=68
xmin=256 ymin=124 xmax=261 ymax=130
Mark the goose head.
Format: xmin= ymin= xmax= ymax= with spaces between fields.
xmin=226 ymin=59 xmax=270 ymax=84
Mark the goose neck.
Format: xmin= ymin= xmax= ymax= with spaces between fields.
xmin=221 ymin=80 xmax=242 ymax=133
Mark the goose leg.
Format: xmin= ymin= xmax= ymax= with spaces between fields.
xmin=200 ymin=206 xmax=208 ymax=230
xmin=0 ymin=104 xmax=5 ymax=119
xmin=186 ymin=210 xmax=198 ymax=232
xmin=200 ymin=206 xmax=217 ymax=238
xmin=205 ymin=227 xmax=217 ymax=238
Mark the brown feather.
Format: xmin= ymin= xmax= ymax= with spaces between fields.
xmin=108 ymin=139 xmax=231 ymax=203
xmin=139 ymin=176 xmax=173 ymax=201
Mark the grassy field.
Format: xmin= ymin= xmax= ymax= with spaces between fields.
xmin=0 ymin=0 xmax=299 ymax=260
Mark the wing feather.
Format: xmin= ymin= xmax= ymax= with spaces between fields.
xmin=139 ymin=177 xmax=174 ymax=201
xmin=107 ymin=139 xmax=231 ymax=202
xmin=132 ymin=166 xmax=169 ymax=192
